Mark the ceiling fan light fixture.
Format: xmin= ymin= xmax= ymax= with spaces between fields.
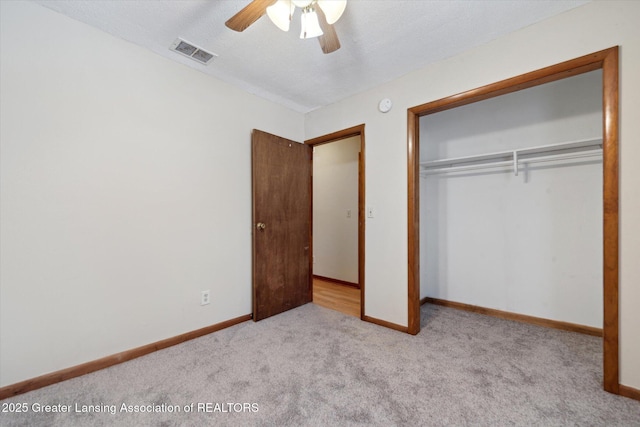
xmin=266 ymin=0 xmax=295 ymax=32
xmin=300 ymin=7 xmax=323 ymax=39
xmin=317 ymin=0 xmax=347 ymax=25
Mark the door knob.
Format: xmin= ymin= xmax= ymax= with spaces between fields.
xmin=256 ymin=222 xmax=266 ymax=230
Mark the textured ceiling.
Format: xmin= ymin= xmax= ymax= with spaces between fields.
xmin=34 ymin=0 xmax=590 ymax=113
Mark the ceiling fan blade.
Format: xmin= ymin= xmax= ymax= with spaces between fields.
xmin=316 ymin=6 xmax=341 ymax=54
xmin=225 ymin=0 xmax=276 ymax=32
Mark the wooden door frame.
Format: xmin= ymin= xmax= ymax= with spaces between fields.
xmin=306 ymin=124 xmax=366 ymax=319
xmin=407 ymin=47 xmax=620 ymax=394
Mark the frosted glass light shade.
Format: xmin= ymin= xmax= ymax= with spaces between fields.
xmin=266 ymin=0 xmax=295 ymax=32
xmin=300 ymin=10 xmax=323 ymax=39
xmin=317 ymin=0 xmax=347 ymax=25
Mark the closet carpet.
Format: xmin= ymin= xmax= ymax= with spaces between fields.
xmin=2 ymin=304 xmax=638 ymax=426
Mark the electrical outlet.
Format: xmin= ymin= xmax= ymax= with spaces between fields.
xmin=201 ymin=290 xmax=210 ymax=306
xmin=347 ymin=209 xmax=351 ymax=218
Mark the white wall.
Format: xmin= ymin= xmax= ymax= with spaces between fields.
xmin=313 ymin=137 xmax=359 ymax=284
xmin=305 ymin=1 xmax=640 ymax=389
xmin=420 ymin=71 xmax=603 ymax=327
xmin=0 ymin=1 xmax=303 ymax=387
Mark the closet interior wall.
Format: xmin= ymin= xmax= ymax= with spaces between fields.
xmin=419 ymin=70 xmax=603 ymax=328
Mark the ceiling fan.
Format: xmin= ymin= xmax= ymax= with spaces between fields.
xmin=225 ymin=0 xmax=347 ymax=54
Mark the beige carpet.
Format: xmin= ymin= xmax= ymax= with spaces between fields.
xmin=1 ymin=303 xmax=639 ymax=426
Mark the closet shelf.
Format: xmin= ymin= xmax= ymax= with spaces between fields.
xmin=420 ymin=137 xmax=602 ymax=176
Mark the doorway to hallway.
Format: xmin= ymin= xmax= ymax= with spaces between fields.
xmin=306 ymin=125 xmax=365 ymax=319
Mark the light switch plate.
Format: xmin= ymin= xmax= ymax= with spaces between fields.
xmin=367 ymin=207 xmax=375 ymax=218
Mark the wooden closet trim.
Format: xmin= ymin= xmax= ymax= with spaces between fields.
xmin=407 ymin=47 xmax=620 ymax=394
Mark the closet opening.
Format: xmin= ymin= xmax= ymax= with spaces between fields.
xmin=306 ymin=125 xmax=366 ymax=319
xmin=407 ymin=47 xmax=619 ymax=394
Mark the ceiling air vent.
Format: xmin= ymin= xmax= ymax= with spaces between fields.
xmin=170 ymin=38 xmax=217 ymax=65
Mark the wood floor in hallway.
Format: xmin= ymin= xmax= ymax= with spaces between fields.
xmin=312 ymin=278 xmax=360 ymax=318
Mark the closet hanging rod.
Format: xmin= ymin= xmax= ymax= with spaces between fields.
xmin=420 ymin=137 xmax=602 ymax=170
xmin=420 ymin=149 xmax=601 ymax=175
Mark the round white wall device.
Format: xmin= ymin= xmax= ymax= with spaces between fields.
xmin=378 ymin=98 xmax=392 ymax=113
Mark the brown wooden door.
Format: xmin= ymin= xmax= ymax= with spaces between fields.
xmin=252 ymin=129 xmax=312 ymax=321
